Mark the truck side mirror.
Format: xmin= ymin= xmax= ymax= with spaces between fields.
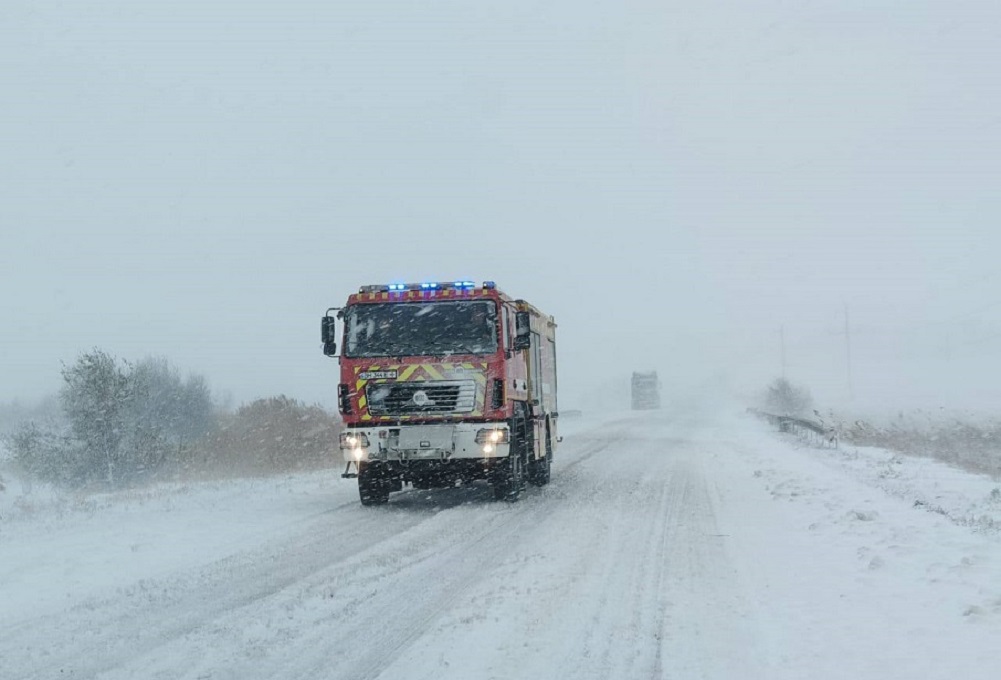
xmin=321 ymin=316 xmax=338 ymax=356
xmin=513 ymin=311 xmax=531 ymax=350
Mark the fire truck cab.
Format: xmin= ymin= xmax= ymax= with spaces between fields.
xmin=321 ymin=281 xmax=558 ymax=505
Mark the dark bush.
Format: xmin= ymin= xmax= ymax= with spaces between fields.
xmin=192 ymin=396 xmax=340 ymax=476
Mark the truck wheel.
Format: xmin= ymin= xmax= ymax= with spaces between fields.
xmin=410 ymin=475 xmax=432 ymax=490
xmin=528 ymin=427 xmax=552 ymax=487
xmin=358 ymin=464 xmax=390 ymax=506
xmin=492 ymin=451 xmax=524 ymax=502
xmin=359 ymin=479 xmax=390 ymax=505
xmin=530 ymin=451 xmax=551 ymax=486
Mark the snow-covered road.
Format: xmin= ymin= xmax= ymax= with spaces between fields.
xmin=3 ymin=411 xmax=1000 ymax=679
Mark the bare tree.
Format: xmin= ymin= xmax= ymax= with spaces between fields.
xmin=7 ymin=349 xmax=218 ymax=489
xmin=764 ymin=377 xmax=813 ymax=416
xmin=61 ymin=349 xmax=131 ymax=486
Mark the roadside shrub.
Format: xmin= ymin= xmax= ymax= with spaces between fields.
xmin=6 ymin=349 xmax=217 ymax=489
xmin=762 ymin=378 xmax=813 ymax=416
xmin=192 ymin=396 xmax=340 ymax=476
xmin=837 ymin=411 xmax=1001 ymax=479
xmin=3 ymin=420 xmax=77 ymax=486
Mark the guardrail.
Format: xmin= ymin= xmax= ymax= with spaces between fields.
xmin=747 ymin=408 xmax=839 ymax=449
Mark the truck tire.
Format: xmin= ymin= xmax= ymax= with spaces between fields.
xmin=529 ymin=427 xmax=552 ymax=487
xmin=492 ymin=450 xmax=524 ymax=502
xmin=358 ymin=463 xmax=390 ymax=506
xmin=495 ymin=406 xmax=531 ymax=501
xmin=528 ymin=456 xmax=550 ymax=486
xmin=410 ymin=475 xmax=433 ymax=490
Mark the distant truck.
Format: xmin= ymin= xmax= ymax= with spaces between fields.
xmin=322 ymin=281 xmax=559 ymax=505
xmin=631 ymin=371 xmax=660 ymax=410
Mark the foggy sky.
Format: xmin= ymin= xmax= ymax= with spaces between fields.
xmin=3 ymin=1 xmax=1001 ymax=414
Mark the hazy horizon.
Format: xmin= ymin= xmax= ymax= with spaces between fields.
xmin=4 ymin=1 xmax=1001 ymax=416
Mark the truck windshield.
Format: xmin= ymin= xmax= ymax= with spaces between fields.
xmin=344 ymin=300 xmax=499 ymax=358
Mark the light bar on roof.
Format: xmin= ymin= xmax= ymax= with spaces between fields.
xmin=359 ymin=281 xmax=497 ymax=294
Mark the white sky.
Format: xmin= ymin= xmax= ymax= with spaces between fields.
xmin=3 ymin=0 xmax=1001 ymax=413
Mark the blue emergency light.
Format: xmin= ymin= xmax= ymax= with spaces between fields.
xmin=360 ymin=281 xmax=496 ymax=294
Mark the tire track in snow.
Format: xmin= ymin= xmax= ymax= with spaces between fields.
xmin=555 ymin=442 xmax=687 ymax=679
xmin=359 ymin=428 xmax=763 ymax=680
xmin=5 ymin=424 xmax=624 ymax=679
xmin=204 ymin=427 xmax=623 ymax=679
xmin=307 ymin=505 xmax=537 ymax=680
xmin=99 ymin=431 xmax=622 ymax=679
xmin=102 ymin=488 xmax=566 ymax=679
xmin=652 ymin=450 xmax=761 ymax=679
xmin=6 ymin=499 xmax=433 ymax=680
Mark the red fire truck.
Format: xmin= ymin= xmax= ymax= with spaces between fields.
xmin=321 ymin=281 xmax=559 ymax=505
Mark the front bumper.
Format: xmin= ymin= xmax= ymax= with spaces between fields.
xmin=340 ymin=423 xmax=510 ymax=463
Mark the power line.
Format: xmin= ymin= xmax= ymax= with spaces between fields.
xmin=844 ymin=303 xmax=854 ymax=401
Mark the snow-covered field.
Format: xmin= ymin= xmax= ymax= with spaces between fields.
xmin=2 ymin=411 xmax=1000 ymax=679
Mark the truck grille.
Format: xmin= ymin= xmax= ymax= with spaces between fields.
xmin=366 ymin=380 xmax=477 ymax=415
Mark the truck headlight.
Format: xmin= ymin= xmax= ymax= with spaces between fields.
xmin=475 ymin=428 xmax=509 ymax=445
xmin=340 ymin=432 xmax=371 ymax=449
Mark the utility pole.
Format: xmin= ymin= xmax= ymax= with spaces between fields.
xmin=844 ymin=303 xmax=854 ymax=400
xmin=780 ymin=325 xmax=787 ymax=379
